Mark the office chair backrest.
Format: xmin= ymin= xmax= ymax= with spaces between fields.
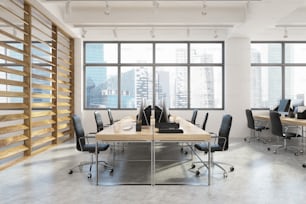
xmin=269 ymin=111 xmax=283 ymax=137
xmin=191 ymin=109 xmax=198 ymax=125
xmin=94 ymin=111 xmax=104 ymax=132
xmin=245 ymin=109 xmax=255 ymax=130
xmin=218 ymin=114 xmax=232 ymax=151
xmin=202 ymin=112 xmax=209 ymax=130
xmin=72 ymin=114 xmax=86 ymax=152
xmin=107 ymin=109 xmax=114 ymax=125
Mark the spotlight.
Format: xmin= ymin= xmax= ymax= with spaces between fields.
xmin=152 ymin=0 xmax=159 ymax=8
xmin=150 ymin=27 xmax=155 ymax=38
xmin=283 ymin=27 xmax=288 ymax=39
xmin=113 ymin=28 xmax=118 ymax=38
xmin=65 ymin=0 xmax=71 ymax=15
xmin=214 ymin=30 xmax=218 ymax=39
xmin=201 ymin=0 xmax=207 ymax=16
xmin=104 ymin=0 xmax=111 ymax=15
xmin=81 ymin=28 xmax=87 ymax=38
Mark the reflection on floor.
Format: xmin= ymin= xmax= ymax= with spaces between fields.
xmin=1 ymin=137 xmax=306 ymax=204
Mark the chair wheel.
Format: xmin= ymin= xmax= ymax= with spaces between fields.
xmin=267 ymin=147 xmax=270 ymax=151
xmin=195 ymin=170 xmax=200 ymax=176
xmin=181 ymin=148 xmax=184 ymax=152
xmin=295 ymin=152 xmax=299 ymax=156
xmin=184 ymin=151 xmax=188 ymax=155
xmin=244 ymin=138 xmax=247 ymax=142
xmin=191 ymin=164 xmax=196 ymax=169
xmin=68 ymin=170 xmax=73 ymax=174
xmin=110 ymin=169 xmax=114 ymax=173
xmin=303 ymin=164 xmax=306 ymax=168
xmin=230 ymin=167 xmax=234 ymax=172
xmin=224 ymin=173 xmax=228 ymax=178
xmin=87 ymin=173 xmax=92 ymax=179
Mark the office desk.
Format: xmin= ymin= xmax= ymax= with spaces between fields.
xmin=95 ymin=116 xmax=211 ymax=186
xmin=254 ymin=114 xmax=306 ymax=126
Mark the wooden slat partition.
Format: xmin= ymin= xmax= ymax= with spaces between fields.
xmin=0 ymin=0 xmax=74 ymax=170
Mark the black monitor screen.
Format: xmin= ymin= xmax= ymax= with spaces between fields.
xmin=155 ymin=105 xmax=163 ymax=123
xmin=137 ymin=98 xmax=151 ymax=126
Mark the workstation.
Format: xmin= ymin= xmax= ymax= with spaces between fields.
xmin=2 ymin=0 xmax=306 ymax=203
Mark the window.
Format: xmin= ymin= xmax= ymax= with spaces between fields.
xmin=84 ymin=42 xmax=224 ymax=109
xmin=251 ymin=42 xmax=306 ymax=109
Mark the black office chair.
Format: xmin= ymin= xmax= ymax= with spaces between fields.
xmin=181 ymin=112 xmax=209 ymax=155
xmin=190 ymin=109 xmax=198 ymax=125
xmin=202 ymin=112 xmax=209 ymax=131
xmin=69 ymin=114 xmax=113 ymax=178
xmin=94 ymin=111 xmax=104 ymax=132
xmin=191 ymin=114 xmax=234 ymax=177
xmin=107 ymin=109 xmax=119 ymax=125
xmin=244 ymin=109 xmax=268 ymax=143
xmin=267 ymin=111 xmax=303 ymax=155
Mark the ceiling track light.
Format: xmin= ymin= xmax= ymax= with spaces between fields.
xmin=150 ymin=27 xmax=155 ymax=38
xmin=214 ymin=30 xmax=218 ymax=38
xmin=201 ymin=0 xmax=207 ymax=16
xmin=104 ymin=0 xmax=111 ymax=16
xmin=113 ymin=28 xmax=118 ymax=38
xmin=81 ymin=27 xmax=87 ymax=38
xmin=65 ymin=0 xmax=72 ymax=15
xmin=283 ymin=27 xmax=288 ymax=39
xmin=153 ymin=0 xmax=159 ymax=9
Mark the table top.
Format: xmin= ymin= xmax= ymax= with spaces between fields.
xmin=254 ymin=114 xmax=306 ymax=126
xmin=96 ymin=116 xmax=211 ymax=142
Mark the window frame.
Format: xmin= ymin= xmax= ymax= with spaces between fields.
xmin=83 ymin=41 xmax=225 ymax=110
xmin=251 ymin=41 xmax=306 ymax=109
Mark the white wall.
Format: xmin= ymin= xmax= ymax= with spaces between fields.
xmin=74 ymin=37 xmax=252 ymax=138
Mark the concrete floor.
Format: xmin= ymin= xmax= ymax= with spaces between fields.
xmin=1 ymin=137 xmax=306 ymax=204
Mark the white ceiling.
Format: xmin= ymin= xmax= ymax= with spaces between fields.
xmin=37 ymin=0 xmax=306 ymax=40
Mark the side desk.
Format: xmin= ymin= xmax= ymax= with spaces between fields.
xmin=95 ymin=116 xmax=211 ymax=186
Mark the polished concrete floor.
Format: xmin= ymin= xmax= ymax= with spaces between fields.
xmin=1 ymin=136 xmax=306 ymax=204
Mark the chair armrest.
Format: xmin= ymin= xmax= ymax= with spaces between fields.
xmin=209 ymin=134 xmax=227 ymax=150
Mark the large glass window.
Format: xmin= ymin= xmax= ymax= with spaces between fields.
xmin=121 ymin=43 xmax=152 ymax=63
xmin=120 ymin=66 xmax=153 ymax=108
xmin=85 ymin=66 xmax=118 ymax=108
xmin=190 ymin=66 xmax=223 ymax=108
xmin=155 ymin=67 xmax=188 ymax=108
xmin=155 ymin=43 xmax=187 ymax=63
xmin=84 ymin=42 xmax=224 ymax=109
xmin=251 ymin=42 xmax=306 ymax=109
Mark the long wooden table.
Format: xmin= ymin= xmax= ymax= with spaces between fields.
xmin=254 ymin=114 xmax=306 ymax=126
xmin=95 ymin=116 xmax=211 ymax=186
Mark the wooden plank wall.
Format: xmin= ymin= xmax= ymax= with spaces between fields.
xmin=0 ymin=0 xmax=74 ymax=170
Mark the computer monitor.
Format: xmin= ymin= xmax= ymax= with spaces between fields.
xmin=154 ymin=105 xmax=163 ymax=123
xmin=137 ymin=98 xmax=151 ymax=126
xmin=278 ymin=99 xmax=291 ymax=113
xmin=154 ymin=99 xmax=170 ymax=124
xmin=292 ymin=99 xmax=304 ymax=113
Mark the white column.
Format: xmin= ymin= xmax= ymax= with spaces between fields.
xmin=225 ymin=37 xmax=250 ymax=138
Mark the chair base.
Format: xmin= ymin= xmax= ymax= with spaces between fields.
xmin=191 ymin=160 xmax=234 ymax=178
xmin=68 ymin=159 xmax=113 ymax=179
xmin=267 ymin=144 xmax=303 ymax=156
xmin=244 ymin=129 xmax=269 ymax=144
xmin=190 ymin=147 xmax=234 ymax=178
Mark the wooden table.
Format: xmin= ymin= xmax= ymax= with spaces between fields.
xmin=254 ymin=114 xmax=306 ymax=126
xmin=95 ymin=116 xmax=211 ymax=186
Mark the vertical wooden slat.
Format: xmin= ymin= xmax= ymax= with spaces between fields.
xmin=52 ymin=24 xmax=58 ymax=144
xmin=70 ymin=38 xmax=75 ymax=139
xmin=23 ymin=1 xmax=32 ymax=157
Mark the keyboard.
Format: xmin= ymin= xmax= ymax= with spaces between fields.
xmin=158 ymin=128 xmax=184 ymax=133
